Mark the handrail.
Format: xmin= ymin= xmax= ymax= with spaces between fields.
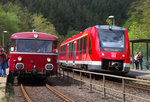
xmin=59 ymin=66 xmax=150 ymax=102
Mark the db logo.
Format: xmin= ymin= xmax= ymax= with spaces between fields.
xmin=111 ymin=53 xmax=116 ymax=57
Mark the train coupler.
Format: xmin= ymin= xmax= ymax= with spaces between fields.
xmin=25 ymin=68 xmax=28 ymax=73
xmin=41 ymin=68 xmax=44 ymax=75
xmin=18 ymin=71 xmax=20 ymax=77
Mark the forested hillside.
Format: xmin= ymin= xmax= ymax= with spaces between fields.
xmin=0 ymin=0 xmax=149 ymax=52
xmin=1 ymin=0 xmax=135 ymax=36
xmin=124 ymin=0 xmax=150 ymax=40
xmin=124 ymin=0 xmax=150 ymax=55
xmin=0 ymin=2 xmax=58 ymax=49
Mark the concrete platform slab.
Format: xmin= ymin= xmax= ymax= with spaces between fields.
xmin=126 ymin=69 xmax=150 ymax=80
xmin=0 ymin=69 xmax=9 ymax=102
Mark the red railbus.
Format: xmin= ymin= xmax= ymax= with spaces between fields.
xmin=59 ymin=25 xmax=130 ymax=73
xmin=9 ymin=32 xmax=58 ymax=77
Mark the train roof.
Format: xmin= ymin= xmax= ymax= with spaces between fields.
xmin=60 ymin=25 xmax=126 ymax=46
xmin=11 ymin=32 xmax=58 ymax=40
xmin=61 ymin=28 xmax=91 ymax=46
xmin=95 ymin=25 xmax=126 ymax=30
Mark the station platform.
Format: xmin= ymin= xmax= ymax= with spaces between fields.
xmin=126 ymin=69 xmax=150 ymax=80
xmin=0 ymin=69 xmax=9 ymax=102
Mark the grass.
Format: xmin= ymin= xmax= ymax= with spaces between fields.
xmin=0 ymin=83 xmax=14 ymax=102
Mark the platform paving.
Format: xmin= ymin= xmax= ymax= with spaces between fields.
xmin=126 ymin=69 xmax=150 ymax=80
xmin=0 ymin=69 xmax=9 ymax=102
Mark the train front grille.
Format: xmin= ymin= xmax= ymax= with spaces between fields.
xmin=45 ymin=64 xmax=53 ymax=70
xmin=102 ymin=59 xmax=123 ymax=71
xmin=16 ymin=63 xmax=24 ymax=70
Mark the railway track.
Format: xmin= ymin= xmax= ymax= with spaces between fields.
xmin=20 ymin=83 xmax=74 ymax=102
xmin=20 ymin=84 xmax=32 ymax=102
xmin=46 ymin=84 xmax=74 ymax=102
xmin=58 ymin=68 xmax=150 ymax=102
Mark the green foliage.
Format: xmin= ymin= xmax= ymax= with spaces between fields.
xmin=2 ymin=2 xmax=33 ymax=32
xmin=0 ymin=4 xmax=21 ymax=47
xmin=0 ymin=2 xmax=59 ymax=52
xmin=32 ymin=14 xmax=58 ymax=36
xmin=0 ymin=5 xmax=21 ymax=33
xmin=124 ymin=0 xmax=150 ymax=57
xmin=106 ymin=18 xmax=112 ymax=25
xmin=65 ymin=30 xmax=80 ymax=40
xmin=124 ymin=0 xmax=149 ymax=40
xmin=4 ymin=0 xmax=135 ymax=35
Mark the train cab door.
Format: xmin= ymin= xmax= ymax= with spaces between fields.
xmin=73 ymin=41 xmax=76 ymax=65
xmin=66 ymin=44 xmax=69 ymax=64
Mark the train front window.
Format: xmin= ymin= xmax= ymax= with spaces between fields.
xmin=98 ymin=29 xmax=125 ymax=52
xmin=36 ymin=40 xmax=52 ymax=53
xmin=18 ymin=39 xmax=35 ymax=52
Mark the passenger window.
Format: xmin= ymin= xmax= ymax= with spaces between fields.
xmin=71 ymin=42 xmax=73 ymax=57
xmin=69 ymin=43 xmax=71 ymax=57
xmin=60 ymin=45 xmax=66 ymax=56
xmin=77 ymin=40 xmax=79 ymax=55
xmin=83 ymin=36 xmax=87 ymax=54
xmin=89 ymin=36 xmax=92 ymax=54
xmin=69 ymin=43 xmax=72 ymax=57
xmin=80 ymin=38 xmax=83 ymax=54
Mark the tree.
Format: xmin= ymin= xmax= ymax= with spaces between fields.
xmin=32 ymin=14 xmax=58 ymax=36
xmin=2 ymin=0 xmax=136 ymax=36
xmin=124 ymin=0 xmax=150 ymax=57
xmin=0 ymin=4 xmax=21 ymax=48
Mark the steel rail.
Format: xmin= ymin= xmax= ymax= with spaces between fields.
xmin=20 ymin=84 xmax=32 ymax=102
xmin=46 ymin=84 xmax=74 ymax=102
xmin=59 ymin=66 xmax=150 ymax=102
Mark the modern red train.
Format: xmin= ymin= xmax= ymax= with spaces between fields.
xmin=9 ymin=32 xmax=58 ymax=77
xmin=59 ymin=25 xmax=130 ymax=73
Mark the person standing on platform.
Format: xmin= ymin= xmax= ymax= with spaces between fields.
xmin=0 ymin=46 xmax=7 ymax=77
xmin=3 ymin=48 xmax=8 ymax=69
xmin=138 ymin=52 xmax=143 ymax=70
xmin=134 ymin=52 xmax=139 ymax=70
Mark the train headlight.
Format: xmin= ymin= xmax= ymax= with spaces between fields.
xmin=34 ymin=34 xmax=38 ymax=38
xmin=102 ymin=53 xmax=105 ymax=56
xmin=122 ymin=54 xmax=125 ymax=57
xmin=18 ymin=56 xmax=22 ymax=61
xmin=47 ymin=58 xmax=51 ymax=62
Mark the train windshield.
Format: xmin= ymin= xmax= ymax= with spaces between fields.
xmin=11 ymin=39 xmax=57 ymax=53
xmin=36 ymin=40 xmax=52 ymax=53
xmin=98 ymin=29 xmax=125 ymax=52
xmin=18 ymin=39 xmax=35 ymax=52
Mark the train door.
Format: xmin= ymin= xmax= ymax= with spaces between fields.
xmin=66 ymin=44 xmax=69 ymax=63
xmin=73 ymin=41 xmax=76 ymax=64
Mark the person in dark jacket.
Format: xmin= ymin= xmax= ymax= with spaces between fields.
xmin=0 ymin=46 xmax=6 ymax=77
xmin=138 ymin=52 xmax=143 ymax=70
xmin=134 ymin=52 xmax=139 ymax=70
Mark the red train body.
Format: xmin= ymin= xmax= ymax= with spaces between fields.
xmin=59 ymin=25 xmax=130 ymax=73
xmin=9 ymin=32 xmax=58 ymax=76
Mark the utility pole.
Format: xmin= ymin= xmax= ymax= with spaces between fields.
xmin=108 ymin=16 xmax=115 ymax=26
xmin=2 ymin=31 xmax=7 ymax=48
